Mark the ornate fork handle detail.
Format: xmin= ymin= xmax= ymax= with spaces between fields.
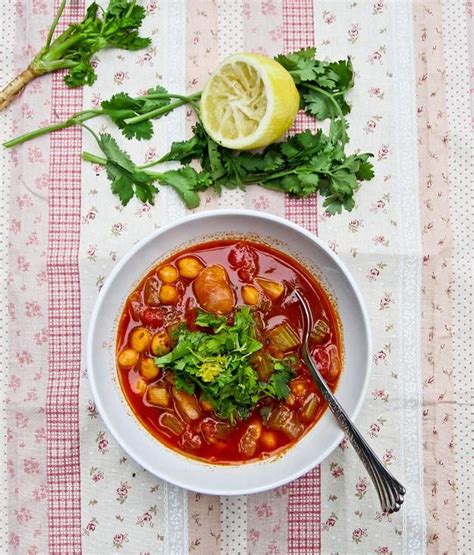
xmin=302 ymin=347 xmax=405 ymax=513
xmin=291 ymin=285 xmax=405 ymax=514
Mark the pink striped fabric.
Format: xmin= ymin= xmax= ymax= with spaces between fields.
xmin=283 ymin=1 xmax=321 ymax=553
xmin=46 ymin=2 xmax=84 ymax=553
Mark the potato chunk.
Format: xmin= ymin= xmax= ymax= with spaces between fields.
xmin=238 ymin=420 xmax=262 ymax=458
xmin=256 ymin=277 xmax=285 ymax=300
xmin=172 ymin=387 xmax=202 ymax=421
xmin=193 ymin=265 xmax=235 ymax=315
xmin=147 ymin=385 xmax=170 ymax=407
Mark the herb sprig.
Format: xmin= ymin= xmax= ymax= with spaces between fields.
xmin=0 ymin=0 xmax=151 ymax=111
xmin=155 ymin=307 xmax=293 ymax=423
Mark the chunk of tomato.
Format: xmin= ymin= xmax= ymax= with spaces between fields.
xmin=228 ymin=242 xmax=259 ymax=282
xmin=141 ymin=307 xmax=164 ymax=328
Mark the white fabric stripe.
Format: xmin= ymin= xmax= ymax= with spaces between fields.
xmin=158 ymin=0 xmax=188 ymax=228
xmin=159 ymin=2 xmax=189 ymax=553
xmin=440 ymin=1 xmax=474 ymax=551
xmin=0 ymin=2 xmax=14 ymax=551
xmin=216 ymin=1 xmax=247 ymax=554
xmin=390 ymin=2 xmax=426 ymax=553
xmin=221 ymin=496 xmax=248 ymax=555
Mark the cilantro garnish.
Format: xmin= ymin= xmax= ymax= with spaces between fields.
xmin=155 ymin=307 xmax=294 ymax=423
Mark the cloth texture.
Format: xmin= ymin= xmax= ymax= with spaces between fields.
xmin=1 ymin=1 xmax=472 ymax=553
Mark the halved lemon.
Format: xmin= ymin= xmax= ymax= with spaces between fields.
xmin=200 ymin=53 xmax=300 ymax=151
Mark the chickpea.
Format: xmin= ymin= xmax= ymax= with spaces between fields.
xmin=159 ymin=284 xmax=178 ymax=305
xmin=118 ymin=348 xmax=139 ymax=368
xmin=129 ymin=326 xmax=152 ymax=352
xmin=151 ymin=330 xmax=171 ymax=356
xmin=177 ymin=257 xmax=204 ymax=279
xmin=132 ymin=377 xmax=147 ymax=395
xmin=242 ymin=284 xmax=259 ymax=305
xmin=140 ymin=357 xmax=160 ymax=380
xmin=158 ymin=264 xmax=179 ymax=284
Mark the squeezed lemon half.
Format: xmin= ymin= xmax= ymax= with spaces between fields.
xmin=200 ymin=53 xmax=300 ymax=150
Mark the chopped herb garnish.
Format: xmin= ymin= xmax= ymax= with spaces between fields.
xmin=155 ymin=307 xmax=295 ymax=423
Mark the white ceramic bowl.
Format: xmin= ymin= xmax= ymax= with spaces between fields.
xmin=87 ymin=209 xmax=371 ymax=495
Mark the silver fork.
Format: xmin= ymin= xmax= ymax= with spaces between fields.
xmin=290 ymin=285 xmax=405 ymax=514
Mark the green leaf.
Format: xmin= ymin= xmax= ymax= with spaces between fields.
xmin=356 ymin=159 xmax=375 ymax=180
xmin=94 ymin=133 xmax=158 ymax=205
xmin=195 ymin=311 xmax=227 ymax=329
xmin=101 ymin=92 xmax=153 ymax=140
xmin=105 ymin=163 xmax=134 ymax=205
xmin=302 ymin=92 xmax=336 ymax=120
xmin=268 ymin=369 xmax=291 ymax=399
xmin=160 ymin=133 xmax=207 ymax=164
xmin=155 ymin=307 xmax=293 ymax=423
xmin=158 ymin=167 xmax=201 ymax=209
xmin=98 ymin=133 xmax=135 ymax=171
xmin=39 ymin=0 xmax=151 ymax=89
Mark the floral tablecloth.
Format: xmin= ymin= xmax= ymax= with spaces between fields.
xmin=1 ymin=0 xmax=472 ymax=553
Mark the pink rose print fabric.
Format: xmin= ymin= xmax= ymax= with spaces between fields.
xmin=2 ymin=0 xmax=472 ymax=553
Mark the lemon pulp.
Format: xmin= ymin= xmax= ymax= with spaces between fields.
xmin=200 ymin=53 xmax=300 ymax=151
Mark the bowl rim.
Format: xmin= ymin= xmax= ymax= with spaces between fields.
xmin=87 ymin=208 xmax=372 ymax=494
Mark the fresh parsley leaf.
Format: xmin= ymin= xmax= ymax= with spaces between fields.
xmin=97 ymin=133 xmax=158 ymax=205
xmin=157 ymin=167 xmax=205 ymax=209
xmin=101 ymin=92 xmax=154 ymax=140
xmin=275 ymin=49 xmax=354 ymax=122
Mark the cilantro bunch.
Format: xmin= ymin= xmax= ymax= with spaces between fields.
xmin=4 ymin=47 xmax=375 ymax=214
xmin=82 ymin=120 xmax=373 ymax=214
xmin=0 ymin=0 xmax=150 ymax=111
xmin=155 ymin=308 xmax=293 ymax=423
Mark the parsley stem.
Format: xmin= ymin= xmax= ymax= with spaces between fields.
xmin=82 ymin=150 xmax=167 ymax=182
xmin=82 ymin=152 xmax=107 ymax=165
xmin=45 ymin=0 xmax=66 ymax=49
xmin=3 ymin=109 xmax=102 ymax=148
xmin=138 ymin=159 xmax=163 ymax=169
xmin=123 ymin=91 xmax=202 ymax=125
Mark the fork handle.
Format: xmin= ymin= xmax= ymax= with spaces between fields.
xmin=302 ymin=349 xmax=405 ymax=514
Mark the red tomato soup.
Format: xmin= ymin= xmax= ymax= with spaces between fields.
xmin=116 ymin=240 xmax=342 ymax=464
